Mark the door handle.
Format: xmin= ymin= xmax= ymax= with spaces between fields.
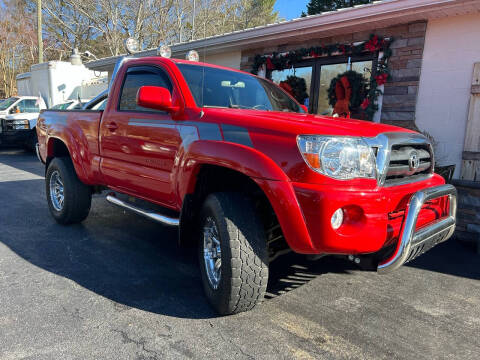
xmin=106 ymin=122 xmax=118 ymax=131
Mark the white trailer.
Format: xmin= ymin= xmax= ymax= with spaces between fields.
xmin=16 ymin=60 xmax=107 ymax=108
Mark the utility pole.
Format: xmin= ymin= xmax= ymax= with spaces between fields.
xmin=192 ymin=0 xmax=196 ymax=41
xmin=37 ymin=0 xmax=43 ymax=63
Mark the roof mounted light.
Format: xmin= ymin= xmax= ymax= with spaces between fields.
xmin=157 ymin=45 xmax=172 ymax=58
xmin=124 ymin=37 xmax=140 ymax=54
xmin=186 ymin=50 xmax=199 ymax=62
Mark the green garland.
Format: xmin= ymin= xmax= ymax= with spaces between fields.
xmin=252 ymin=34 xmax=393 ymax=120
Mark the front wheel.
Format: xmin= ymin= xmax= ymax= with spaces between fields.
xmin=198 ymin=192 xmax=269 ymax=315
xmin=25 ymin=129 xmax=37 ymax=152
xmin=46 ymin=157 xmax=92 ymax=224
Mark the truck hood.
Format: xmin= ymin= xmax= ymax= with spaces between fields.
xmin=204 ymin=108 xmax=415 ymax=138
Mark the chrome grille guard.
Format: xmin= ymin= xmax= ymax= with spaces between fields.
xmin=377 ymin=184 xmax=457 ymax=273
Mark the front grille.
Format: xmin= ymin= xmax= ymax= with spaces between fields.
xmin=366 ymin=132 xmax=434 ymax=186
xmin=2 ymin=119 xmax=15 ymax=132
xmin=385 ymin=144 xmax=433 ymax=185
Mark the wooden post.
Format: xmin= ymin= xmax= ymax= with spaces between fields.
xmin=461 ymin=63 xmax=480 ymax=181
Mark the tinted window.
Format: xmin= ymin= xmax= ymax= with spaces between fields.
xmin=119 ymin=67 xmax=172 ymax=111
xmin=17 ymin=99 xmax=39 ymax=113
xmin=177 ymin=64 xmax=303 ymax=113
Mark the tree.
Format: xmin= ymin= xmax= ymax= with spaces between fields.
xmin=301 ymin=0 xmax=373 ymax=16
xmin=1 ymin=0 xmax=279 ymax=96
xmin=0 ymin=0 xmax=37 ymax=97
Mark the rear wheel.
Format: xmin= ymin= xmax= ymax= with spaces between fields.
xmin=198 ymin=192 xmax=269 ymax=315
xmin=46 ymin=157 xmax=92 ymax=224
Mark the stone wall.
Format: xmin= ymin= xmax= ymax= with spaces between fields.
xmin=452 ymin=181 xmax=480 ymax=252
xmin=240 ymin=21 xmax=428 ymax=129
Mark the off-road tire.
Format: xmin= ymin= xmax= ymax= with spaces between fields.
xmin=46 ymin=157 xmax=91 ymax=224
xmin=24 ymin=129 xmax=37 ymax=152
xmin=198 ymin=192 xmax=269 ymax=315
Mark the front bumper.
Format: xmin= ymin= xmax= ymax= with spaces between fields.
xmin=0 ymin=129 xmax=32 ymax=145
xmin=256 ymin=174 xmax=456 ymax=272
xmin=377 ymin=184 xmax=456 ymax=273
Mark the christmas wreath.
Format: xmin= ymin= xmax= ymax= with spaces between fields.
xmin=279 ymin=75 xmax=309 ymax=105
xmin=328 ymin=71 xmax=367 ymax=116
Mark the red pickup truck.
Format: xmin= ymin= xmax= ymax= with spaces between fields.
xmin=37 ymin=56 xmax=457 ymax=315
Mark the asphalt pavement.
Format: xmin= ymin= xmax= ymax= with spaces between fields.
xmin=0 ymin=148 xmax=479 ymax=360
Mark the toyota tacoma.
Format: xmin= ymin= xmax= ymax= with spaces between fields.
xmin=36 ymin=56 xmax=457 ymax=315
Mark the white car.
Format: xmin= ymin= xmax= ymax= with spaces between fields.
xmin=0 ymin=96 xmax=46 ymax=150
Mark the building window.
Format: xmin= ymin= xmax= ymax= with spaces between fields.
xmin=317 ymin=60 xmax=372 ymax=115
xmin=266 ymin=55 xmax=375 ymax=115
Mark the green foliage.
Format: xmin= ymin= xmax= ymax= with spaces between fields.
xmin=252 ymin=34 xmax=393 ymax=120
xmin=248 ymin=0 xmax=278 ymax=25
xmin=303 ymin=0 xmax=374 ymax=15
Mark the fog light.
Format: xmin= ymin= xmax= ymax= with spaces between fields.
xmin=331 ymin=208 xmax=344 ymax=230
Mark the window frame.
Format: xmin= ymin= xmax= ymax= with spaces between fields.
xmin=267 ymin=53 xmax=378 ymax=114
xmin=117 ymin=65 xmax=173 ymax=114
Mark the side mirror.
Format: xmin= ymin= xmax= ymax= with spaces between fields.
xmin=301 ymin=105 xmax=308 ymax=113
xmin=137 ymin=86 xmax=178 ymax=113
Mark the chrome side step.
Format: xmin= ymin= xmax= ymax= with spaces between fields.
xmin=106 ymin=194 xmax=179 ymax=227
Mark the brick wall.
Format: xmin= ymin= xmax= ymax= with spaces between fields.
xmin=240 ymin=21 xmax=428 ymax=129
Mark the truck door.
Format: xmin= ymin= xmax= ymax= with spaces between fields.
xmin=99 ymin=65 xmax=181 ymax=207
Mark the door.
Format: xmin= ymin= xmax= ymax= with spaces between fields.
xmin=461 ymin=62 xmax=480 ymax=181
xmin=100 ymin=65 xmax=182 ymax=207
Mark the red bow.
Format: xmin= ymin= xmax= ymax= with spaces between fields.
xmin=266 ymin=57 xmax=275 ymax=70
xmin=361 ymin=98 xmax=370 ymax=110
xmin=279 ymin=81 xmax=293 ymax=95
xmin=375 ymin=73 xmax=388 ymax=86
xmin=365 ymin=35 xmax=379 ymax=52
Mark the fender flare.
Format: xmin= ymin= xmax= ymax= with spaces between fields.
xmin=174 ymin=140 xmax=289 ymax=204
xmin=46 ymin=132 xmax=88 ymax=183
xmin=175 ymin=140 xmax=316 ymax=253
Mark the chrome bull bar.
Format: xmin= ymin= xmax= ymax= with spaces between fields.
xmin=378 ymin=184 xmax=457 ymax=273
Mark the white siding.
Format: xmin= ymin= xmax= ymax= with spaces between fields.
xmin=416 ymin=14 xmax=480 ymax=178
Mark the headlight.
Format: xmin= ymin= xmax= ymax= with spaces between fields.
xmin=7 ymin=119 xmax=30 ymax=130
xmin=297 ymin=135 xmax=376 ymax=180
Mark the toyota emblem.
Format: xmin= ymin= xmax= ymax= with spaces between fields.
xmin=409 ymin=151 xmax=420 ymax=171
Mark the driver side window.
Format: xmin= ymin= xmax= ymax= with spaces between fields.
xmin=119 ymin=66 xmax=173 ymax=112
xmin=17 ymin=99 xmax=39 ymax=113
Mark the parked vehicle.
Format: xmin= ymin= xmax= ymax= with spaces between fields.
xmin=0 ymin=96 xmax=46 ymax=149
xmin=50 ymin=100 xmax=89 ymax=110
xmin=36 ymin=56 xmax=457 ymax=315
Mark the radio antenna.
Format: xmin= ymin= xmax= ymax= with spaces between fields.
xmin=201 ymin=0 xmax=206 ymax=110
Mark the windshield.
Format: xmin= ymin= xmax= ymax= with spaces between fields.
xmin=177 ymin=64 xmax=303 ymax=113
xmin=0 ymin=97 xmax=19 ymax=110
xmin=51 ymin=101 xmax=74 ymax=110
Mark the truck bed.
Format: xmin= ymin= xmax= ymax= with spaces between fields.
xmin=37 ymin=110 xmax=103 ymax=184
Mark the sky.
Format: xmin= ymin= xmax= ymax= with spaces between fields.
xmin=274 ymin=0 xmax=310 ymax=20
